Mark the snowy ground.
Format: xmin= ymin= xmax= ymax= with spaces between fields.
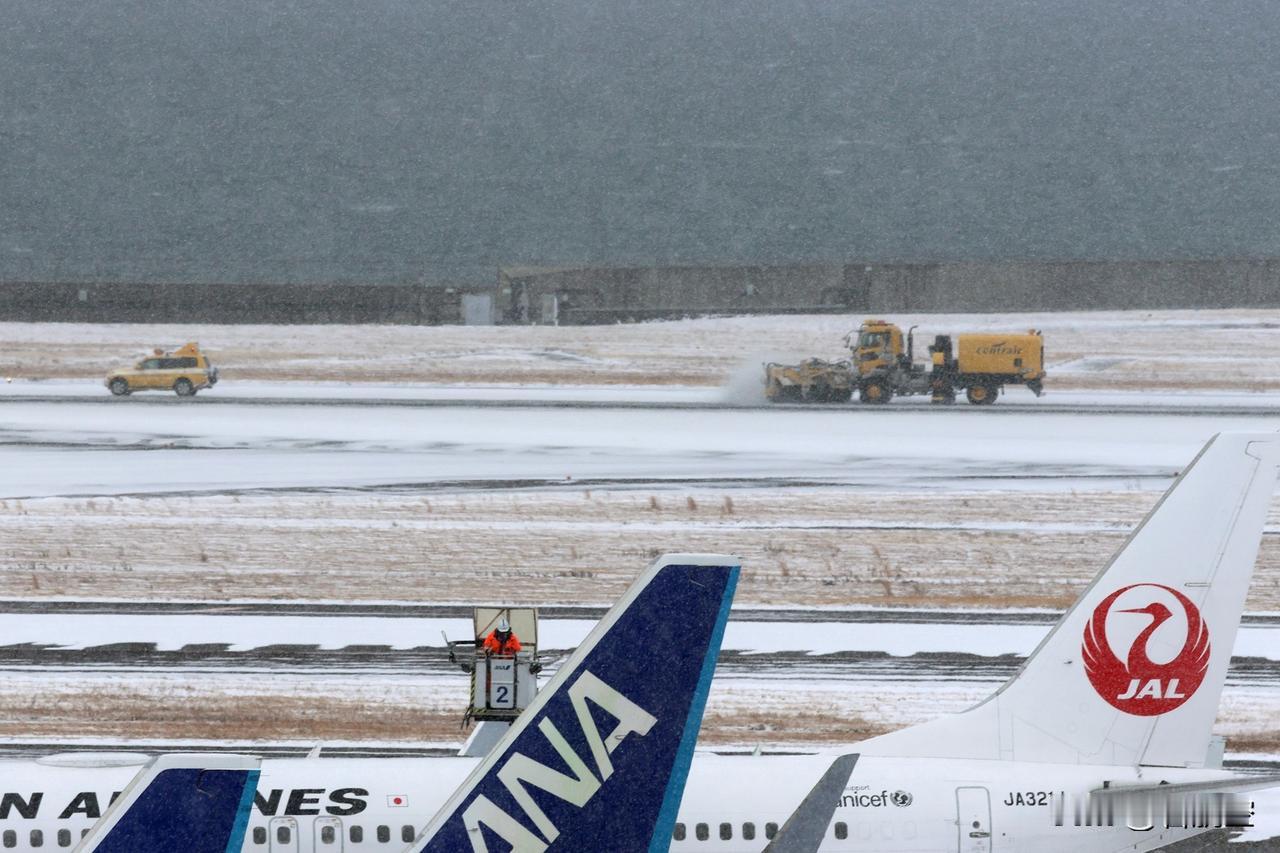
xmin=1 ymin=486 xmax=1278 ymax=609
xmin=2 ymin=308 xmax=1280 ymax=395
xmin=1 ymin=610 xmax=1277 ymax=755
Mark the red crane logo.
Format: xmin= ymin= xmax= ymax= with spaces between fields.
xmin=1082 ymin=583 xmax=1211 ymax=716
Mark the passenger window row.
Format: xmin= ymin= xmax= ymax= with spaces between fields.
xmin=2 ymin=828 xmax=89 ymax=848
xmin=249 ymin=823 xmax=418 ymax=844
xmin=671 ymin=820 xmax=851 ymax=842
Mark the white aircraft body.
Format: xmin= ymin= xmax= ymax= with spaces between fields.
xmin=2 ymin=434 xmax=1278 ymax=852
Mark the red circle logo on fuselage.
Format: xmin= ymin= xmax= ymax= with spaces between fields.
xmin=1081 ymin=583 xmax=1211 ymax=716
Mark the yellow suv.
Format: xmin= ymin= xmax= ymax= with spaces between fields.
xmin=105 ymin=343 xmax=219 ymax=397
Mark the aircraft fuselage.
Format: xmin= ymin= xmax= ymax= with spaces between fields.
xmin=0 ymin=753 xmax=1234 ymax=852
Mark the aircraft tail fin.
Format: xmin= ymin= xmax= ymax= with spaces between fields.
xmin=861 ymin=433 xmax=1280 ymax=768
xmin=411 ymin=554 xmax=740 ymax=853
xmin=74 ymin=754 xmax=260 ymax=853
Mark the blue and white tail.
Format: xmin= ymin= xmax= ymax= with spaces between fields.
xmin=411 ymin=553 xmax=740 ymax=853
xmin=74 ymin=754 xmax=260 ymax=853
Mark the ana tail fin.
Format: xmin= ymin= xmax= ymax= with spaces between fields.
xmin=862 ymin=433 xmax=1280 ymax=768
xmin=411 ymin=554 xmax=740 ymax=853
xmin=74 ymin=754 xmax=260 ymax=853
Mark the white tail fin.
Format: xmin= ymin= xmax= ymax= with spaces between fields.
xmin=861 ymin=433 xmax=1280 ymax=767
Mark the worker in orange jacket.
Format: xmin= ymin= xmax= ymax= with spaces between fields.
xmin=483 ymin=616 xmax=522 ymax=655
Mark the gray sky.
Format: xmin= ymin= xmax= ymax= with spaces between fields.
xmin=2 ymin=0 xmax=1278 ymax=284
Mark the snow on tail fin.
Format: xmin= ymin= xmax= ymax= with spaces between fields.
xmin=410 ymin=554 xmax=740 ymax=853
xmin=75 ymin=754 xmax=260 ymax=853
xmin=861 ymin=433 xmax=1280 ymax=768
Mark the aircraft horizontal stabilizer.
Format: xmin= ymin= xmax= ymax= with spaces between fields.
xmin=73 ymin=754 xmax=260 ymax=853
xmin=1089 ymin=774 xmax=1280 ymax=798
xmin=762 ymin=754 xmax=860 ymax=853
xmin=410 ymin=553 xmax=741 ymax=853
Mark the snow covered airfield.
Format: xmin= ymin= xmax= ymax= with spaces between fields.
xmin=0 ymin=311 xmax=1279 ymax=845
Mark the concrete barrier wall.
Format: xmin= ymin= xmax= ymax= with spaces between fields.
xmin=501 ymin=260 xmax=1280 ymax=324
xmin=0 ymin=281 xmax=469 ymax=325
xmin=3 ymin=260 xmax=1278 ymax=325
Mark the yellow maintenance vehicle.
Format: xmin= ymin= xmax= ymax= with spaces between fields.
xmin=764 ymin=319 xmax=1046 ymax=405
xmin=849 ymin=319 xmax=1045 ymax=404
xmin=104 ymin=342 xmax=219 ymax=397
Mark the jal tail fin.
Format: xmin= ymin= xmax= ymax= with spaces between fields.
xmin=410 ymin=553 xmax=740 ymax=853
xmin=74 ymin=754 xmax=260 ymax=853
xmin=861 ymin=433 xmax=1280 ymax=768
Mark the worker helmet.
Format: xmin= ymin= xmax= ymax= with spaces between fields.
xmin=496 ymin=616 xmax=511 ymax=634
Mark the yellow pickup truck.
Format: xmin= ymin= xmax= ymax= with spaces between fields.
xmin=105 ymin=343 xmax=219 ymax=397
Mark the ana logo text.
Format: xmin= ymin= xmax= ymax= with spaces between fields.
xmin=460 ymin=670 xmax=657 ymax=852
xmin=1082 ymin=583 xmax=1210 ymax=716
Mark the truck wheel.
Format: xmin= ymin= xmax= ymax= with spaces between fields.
xmin=860 ymin=380 xmax=892 ymax=404
xmin=109 ymin=378 xmax=130 ymax=396
xmin=830 ymin=387 xmax=853 ymax=403
xmin=966 ymin=383 xmax=997 ymax=405
xmin=174 ymin=378 xmax=195 ymax=397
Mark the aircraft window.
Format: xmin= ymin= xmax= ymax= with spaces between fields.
xmin=402 ymin=825 xmax=415 ymax=842
xmin=2 ymin=830 xmax=13 ymax=848
xmin=320 ymin=825 xmax=335 ymax=844
xmin=80 ymin=830 xmax=89 ymax=839
xmin=835 ymin=821 xmax=848 ymax=839
xmin=742 ymin=823 xmax=755 ymax=840
xmin=695 ymin=823 xmax=708 ymax=841
xmin=276 ymin=826 xmax=291 ymax=844
xmin=28 ymin=830 xmax=41 ymax=848
xmin=57 ymin=830 xmax=70 ymax=847
xmin=377 ymin=825 xmax=390 ymax=843
xmin=252 ymin=827 xmax=266 ymax=844
xmin=673 ymin=823 xmax=686 ymax=841
xmin=719 ymin=822 xmax=732 ymax=840
xmin=349 ymin=825 xmax=363 ymax=842
xmin=765 ymin=822 xmax=778 ymax=839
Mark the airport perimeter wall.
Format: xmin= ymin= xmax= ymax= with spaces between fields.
xmin=499 ymin=260 xmax=1280 ymax=324
xmin=2 ymin=259 xmax=1278 ymax=325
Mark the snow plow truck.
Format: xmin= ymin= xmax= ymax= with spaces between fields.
xmin=764 ymin=319 xmax=1045 ymax=405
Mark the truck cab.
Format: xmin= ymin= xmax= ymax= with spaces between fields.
xmin=847 ymin=320 xmax=930 ymax=403
xmin=850 ymin=319 xmax=906 ymax=377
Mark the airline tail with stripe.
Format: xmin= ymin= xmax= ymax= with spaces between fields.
xmin=411 ymin=553 xmax=741 ymax=853
xmin=74 ymin=754 xmax=260 ymax=853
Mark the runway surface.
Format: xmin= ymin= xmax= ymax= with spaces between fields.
xmin=3 ymin=396 xmax=1278 ymax=498
xmin=5 ymin=378 xmax=1280 ymax=415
